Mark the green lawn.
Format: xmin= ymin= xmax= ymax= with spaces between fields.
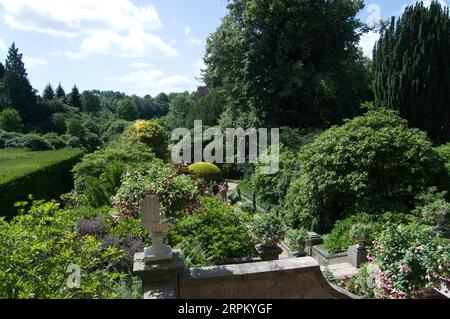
xmin=0 ymin=148 xmax=84 ymax=185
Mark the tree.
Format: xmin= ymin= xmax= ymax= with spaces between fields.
xmin=166 ymin=93 xmax=194 ymax=129
xmin=116 ymin=99 xmax=139 ymax=121
xmin=373 ymin=1 xmax=450 ymax=145
xmin=204 ymin=0 xmax=372 ymax=129
xmin=186 ymin=88 xmax=225 ymax=128
xmin=0 ymin=62 xmax=4 ymax=79
xmin=3 ymin=43 xmax=36 ymax=122
xmin=81 ymin=91 xmax=101 ymax=114
xmin=55 ymin=83 xmax=66 ymax=99
xmin=66 ymin=119 xmax=87 ymax=140
xmin=43 ymin=83 xmax=55 ymax=100
xmin=0 ymin=108 xmax=24 ymax=132
xmin=68 ymin=85 xmax=82 ymax=109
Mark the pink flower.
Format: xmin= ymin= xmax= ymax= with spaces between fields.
xmin=415 ymin=245 xmax=425 ymax=253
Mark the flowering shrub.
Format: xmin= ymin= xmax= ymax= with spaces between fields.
xmin=123 ymin=120 xmax=168 ymax=159
xmin=367 ymin=224 xmax=450 ymax=299
xmin=112 ymin=162 xmax=202 ymax=219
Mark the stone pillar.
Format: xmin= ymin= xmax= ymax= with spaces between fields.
xmin=307 ymin=232 xmax=323 ymax=256
xmin=133 ymin=194 xmax=185 ymax=299
xmin=347 ymin=245 xmax=367 ymax=269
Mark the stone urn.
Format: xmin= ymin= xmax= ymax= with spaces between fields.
xmin=293 ymin=242 xmax=308 ymax=258
xmin=256 ymin=243 xmax=283 ymax=261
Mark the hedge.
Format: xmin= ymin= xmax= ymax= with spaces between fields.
xmin=0 ymin=148 xmax=84 ymax=219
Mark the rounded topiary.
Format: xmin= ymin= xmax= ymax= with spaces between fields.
xmin=124 ymin=120 xmax=168 ymax=159
xmin=284 ymin=109 xmax=446 ymax=233
xmin=188 ymin=162 xmax=222 ymax=182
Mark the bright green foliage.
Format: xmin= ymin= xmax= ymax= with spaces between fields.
xmin=66 ymin=119 xmax=88 ymax=140
xmin=173 ymin=197 xmax=254 ymax=267
xmin=0 ymin=200 xmax=128 ymax=298
xmin=285 ymin=228 xmax=309 ymax=251
xmin=124 ymin=120 xmax=169 ymax=159
xmin=0 ymin=148 xmax=84 ymax=218
xmin=205 ymin=0 xmax=372 ymax=128
xmin=250 ymin=212 xmax=285 ymax=245
xmin=101 ymin=120 xmax=131 ymax=142
xmin=72 ymin=140 xmax=155 ymax=193
xmin=0 ymin=108 xmax=23 ymax=132
xmin=284 ymin=109 xmax=445 ymax=232
xmin=188 ymin=162 xmax=222 ymax=182
xmin=368 ymin=224 xmax=450 ymax=299
xmin=323 ymin=212 xmax=421 ymax=254
xmin=373 ymin=2 xmax=450 ymax=145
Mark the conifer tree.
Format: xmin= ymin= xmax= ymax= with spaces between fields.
xmin=4 ymin=43 xmax=36 ymax=122
xmin=55 ymin=83 xmax=65 ymax=99
xmin=43 ymin=83 xmax=55 ymax=100
xmin=69 ymin=85 xmax=82 ymax=109
xmin=373 ymin=1 xmax=450 ymax=144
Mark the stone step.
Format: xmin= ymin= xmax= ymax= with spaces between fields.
xmin=321 ymin=263 xmax=358 ymax=278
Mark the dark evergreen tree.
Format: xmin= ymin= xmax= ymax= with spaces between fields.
xmin=373 ymin=1 xmax=450 ymax=145
xmin=0 ymin=62 xmax=4 ymax=79
xmin=3 ymin=43 xmax=36 ymax=122
xmin=69 ymin=85 xmax=82 ymax=109
xmin=55 ymin=83 xmax=66 ymax=99
xmin=43 ymin=83 xmax=55 ymax=100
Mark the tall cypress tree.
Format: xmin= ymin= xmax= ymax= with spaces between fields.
xmin=55 ymin=83 xmax=66 ymax=99
xmin=373 ymin=1 xmax=450 ymax=144
xmin=43 ymin=83 xmax=55 ymax=100
xmin=4 ymin=43 xmax=36 ymax=122
xmin=69 ymin=85 xmax=82 ymax=109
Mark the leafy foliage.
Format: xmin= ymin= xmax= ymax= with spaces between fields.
xmin=172 ymin=197 xmax=254 ymax=267
xmin=284 ymin=109 xmax=445 ymax=232
xmin=188 ymin=162 xmax=222 ymax=182
xmin=123 ymin=120 xmax=168 ymax=159
xmin=0 ymin=108 xmax=23 ymax=132
xmin=250 ymin=212 xmax=285 ymax=245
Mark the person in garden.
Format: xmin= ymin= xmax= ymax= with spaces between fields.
xmin=219 ymin=181 xmax=229 ymax=202
xmin=212 ymin=181 xmax=220 ymax=196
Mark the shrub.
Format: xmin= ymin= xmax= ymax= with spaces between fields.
xmin=43 ymin=133 xmax=67 ymax=150
xmin=284 ymin=109 xmax=445 ymax=232
xmin=285 ymin=228 xmax=309 ymax=251
xmin=250 ymin=213 xmax=285 ymax=246
xmin=251 ymin=144 xmax=300 ymax=208
xmin=228 ymin=189 xmax=241 ymax=205
xmin=367 ymin=224 xmax=450 ymax=299
xmin=188 ymin=162 xmax=222 ymax=183
xmin=22 ymin=134 xmax=54 ymax=151
xmin=173 ymin=197 xmax=254 ymax=267
xmin=0 ymin=108 xmax=23 ymax=132
xmin=123 ymin=120 xmax=168 ymax=159
xmin=435 ymin=143 xmax=450 ymax=197
xmin=0 ymin=130 xmax=24 ymax=148
xmin=323 ymin=212 xmax=420 ymax=254
xmin=66 ymin=119 xmax=88 ymax=140
xmin=64 ymin=135 xmax=83 ymax=148
xmin=0 ymin=200 xmax=128 ymax=298
xmin=101 ymin=120 xmax=131 ymax=142
xmin=72 ymin=140 xmax=155 ymax=193
xmin=239 ymin=202 xmax=255 ymax=214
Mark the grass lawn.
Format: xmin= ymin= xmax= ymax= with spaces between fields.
xmin=0 ymin=148 xmax=84 ymax=185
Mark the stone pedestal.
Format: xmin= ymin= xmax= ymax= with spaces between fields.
xmin=307 ymin=232 xmax=323 ymax=256
xmin=348 ymin=245 xmax=367 ymax=269
xmin=133 ymin=250 xmax=185 ymax=299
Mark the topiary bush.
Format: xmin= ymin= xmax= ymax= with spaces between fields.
xmin=284 ymin=109 xmax=446 ymax=232
xmin=123 ymin=120 xmax=168 ymax=159
xmin=188 ymin=162 xmax=222 ymax=183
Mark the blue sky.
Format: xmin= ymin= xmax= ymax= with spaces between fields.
xmin=0 ymin=0 xmax=447 ymax=97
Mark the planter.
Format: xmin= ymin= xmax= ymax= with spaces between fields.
xmin=256 ymin=244 xmax=283 ymax=261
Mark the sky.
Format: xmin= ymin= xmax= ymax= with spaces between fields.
xmin=0 ymin=0 xmax=447 ymax=97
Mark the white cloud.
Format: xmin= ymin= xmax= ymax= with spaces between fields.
xmin=193 ymin=58 xmax=206 ymax=79
xmin=23 ymin=56 xmax=48 ymax=68
xmin=0 ymin=0 xmax=177 ymax=58
xmin=0 ymin=38 xmax=5 ymax=52
xmin=184 ymin=25 xmax=203 ymax=47
xmin=184 ymin=26 xmax=191 ymax=36
xmin=108 ymin=65 xmax=195 ymax=96
xmin=359 ymin=31 xmax=380 ymax=59
xmin=131 ymin=62 xmax=154 ymax=69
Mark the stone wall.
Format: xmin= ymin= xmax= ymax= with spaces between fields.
xmin=178 ymin=257 xmax=355 ymax=299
